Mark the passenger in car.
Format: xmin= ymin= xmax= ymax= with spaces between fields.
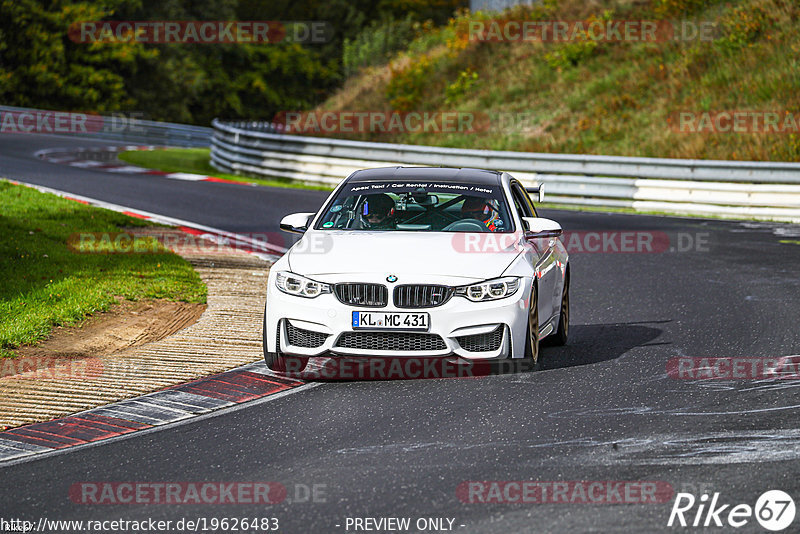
xmin=361 ymin=193 xmax=397 ymax=229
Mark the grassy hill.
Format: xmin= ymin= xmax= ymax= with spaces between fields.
xmin=315 ymin=0 xmax=799 ymax=161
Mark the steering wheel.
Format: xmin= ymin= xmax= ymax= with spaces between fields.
xmin=442 ymin=219 xmax=488 ymax=232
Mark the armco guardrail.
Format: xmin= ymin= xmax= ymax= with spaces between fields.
xmin=0 ymin=105 xmax=211 ymax=147
xmin=210 ymin=119 xmax=800 ymax=222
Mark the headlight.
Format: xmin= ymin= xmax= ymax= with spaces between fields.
xmin=275 ymin=271 xmax=331 ymax=298
xmin=455 ymin=277 xmax=520 ymax=302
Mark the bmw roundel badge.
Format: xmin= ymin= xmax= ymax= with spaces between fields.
xmin=386 ymin=275 xmax=398 ymax=283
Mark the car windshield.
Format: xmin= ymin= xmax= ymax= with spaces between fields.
xmin=314 ymin=180 xmax=515 ymax=232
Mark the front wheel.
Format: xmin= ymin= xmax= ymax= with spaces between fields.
xmin=523 ymin=283 xmax=540 ymax=369
xmin=263 ymin=317 xmax=308 ymax=373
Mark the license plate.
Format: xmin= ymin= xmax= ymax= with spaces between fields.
xmin=352 ymin=311 xmax=429 ymax=331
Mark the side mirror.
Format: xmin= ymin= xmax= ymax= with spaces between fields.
xmin=522 ymin=217 xmax=562 ymax=239
xmin=280 ymin=212 xmax=315 ymax=234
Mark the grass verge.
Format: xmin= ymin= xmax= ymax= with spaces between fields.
xmin=118 ymin=148 xmax=333 ymax=190
xmin=0 ymin=180 xmax=207 ymax=358
xmin=321 ymin=0 xmax=800 ymax=161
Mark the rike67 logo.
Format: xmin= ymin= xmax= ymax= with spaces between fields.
xmin=668 ymin=490 xmax=796 ymax=531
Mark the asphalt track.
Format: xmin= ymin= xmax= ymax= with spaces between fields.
xmin=2 ymin=133 xmax=800 ymax=533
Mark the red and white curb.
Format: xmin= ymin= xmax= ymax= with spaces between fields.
xmin=6 ymin=180 xmax=287 ymax=260
xmin=0 ymin=181 xmax=300 ymax=463
xmin=35 ymin=145 xmax=253 ymax=186
xmin=0 ymin=362 xmax=315 ymax=463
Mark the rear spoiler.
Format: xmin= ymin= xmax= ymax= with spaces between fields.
xmin=525 ymin=184 xmax=544 ymax=203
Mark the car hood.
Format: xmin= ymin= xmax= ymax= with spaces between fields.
xmin=287 ymin=231 xmax=522 ymax=282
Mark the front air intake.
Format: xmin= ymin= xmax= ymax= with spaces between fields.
xmin=455 ymin=325 xmax=504 ymax=352
xmin=335 ymin=332 xmax=446 ymax=351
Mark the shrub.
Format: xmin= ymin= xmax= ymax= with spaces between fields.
xmin=445 ymin=68 xmax=479 ymax=103
xmin=542 ymin=13 xmax=607 ymax=69
xmin=343 ymin=16 xmax=419 ymax=77
xmin=654 ymin=0 xmax=725 ymax=18
xmin=385 ymin=55 xmax=434 ymax=111
xmin=714 ymin=4 xmax=773 ymax=52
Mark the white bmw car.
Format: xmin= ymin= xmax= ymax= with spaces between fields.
xmin=263 ymin=167 xmax=569 ymax=372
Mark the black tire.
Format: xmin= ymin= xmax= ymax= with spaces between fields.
xmin=549 ymin=272 xmax=569 ymax=346
xmin=523 ymin=283 xmax=540 ymax=369
xmin=263 ymin=316 xmax=308 ymax=373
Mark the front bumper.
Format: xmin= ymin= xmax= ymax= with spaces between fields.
xmin=265 ymin=279 xmax=532 ymax=360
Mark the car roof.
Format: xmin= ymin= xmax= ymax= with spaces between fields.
xmin=348 ymin=166 xmax=503 ymax=185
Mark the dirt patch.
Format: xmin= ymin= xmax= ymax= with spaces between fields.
xmin=13 ymin=299 xmax=206 ymax=362
xmin=0 ymin=235 xmax=268 ymax=429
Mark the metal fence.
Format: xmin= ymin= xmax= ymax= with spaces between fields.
xmin=210 ymin=120 xmax=800 ymax=222
xmin=0 ymin=105 xmax=212 ymax=147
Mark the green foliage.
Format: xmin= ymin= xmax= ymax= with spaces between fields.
xmin=321 ymin=0 xmax=800 ymax=162
xmin=543 ymin=12 xmax=610 ymax=70
xmin=0 ymin=0 xmax=152 ymax=112
xmin=408 ymin=19 xmax=451 ymax=55
xmin=653 ymin=0 xmax=726 ymax=18
xmin=788 ymin=134 xmax=800 ymax=161
xmin=343 ymin=15 xmax=419 ymax=77
xmin=0 ymin=0 xmax=466 ymax=125
xmin=544 ymin=39 xmax=599 ymax=69
xmin=375 ymin=0 xmax=465 ymax=26
xmin=112 ymin=0 xmax=341 ymax=124
xmin=385 ymin=54 xmax=433 ymax=111
xmin=445 ymin=67 xmax=478 ymax=103
xmin=714 ymin=3 xmax=773 ymax=52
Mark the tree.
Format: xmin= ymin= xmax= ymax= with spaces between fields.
xmin=0 ymin=0 xmax=151 ymax=112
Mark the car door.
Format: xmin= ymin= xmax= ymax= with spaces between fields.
xmin=510 ymin=180 xmax=558 ymax=327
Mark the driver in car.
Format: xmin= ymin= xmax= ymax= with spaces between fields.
xmin=460 ymin=196 xmax=502 ymax=232
xmin=361 ymin=193 xmax=397 ymax=230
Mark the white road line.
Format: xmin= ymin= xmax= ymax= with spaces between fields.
xmin=165 ymin=172 xmax=209 ymax=181
xmin=68 ymin=160 xmax=105 ymax=167
xmin=102 ymin=165 xmax=149 ymax=173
